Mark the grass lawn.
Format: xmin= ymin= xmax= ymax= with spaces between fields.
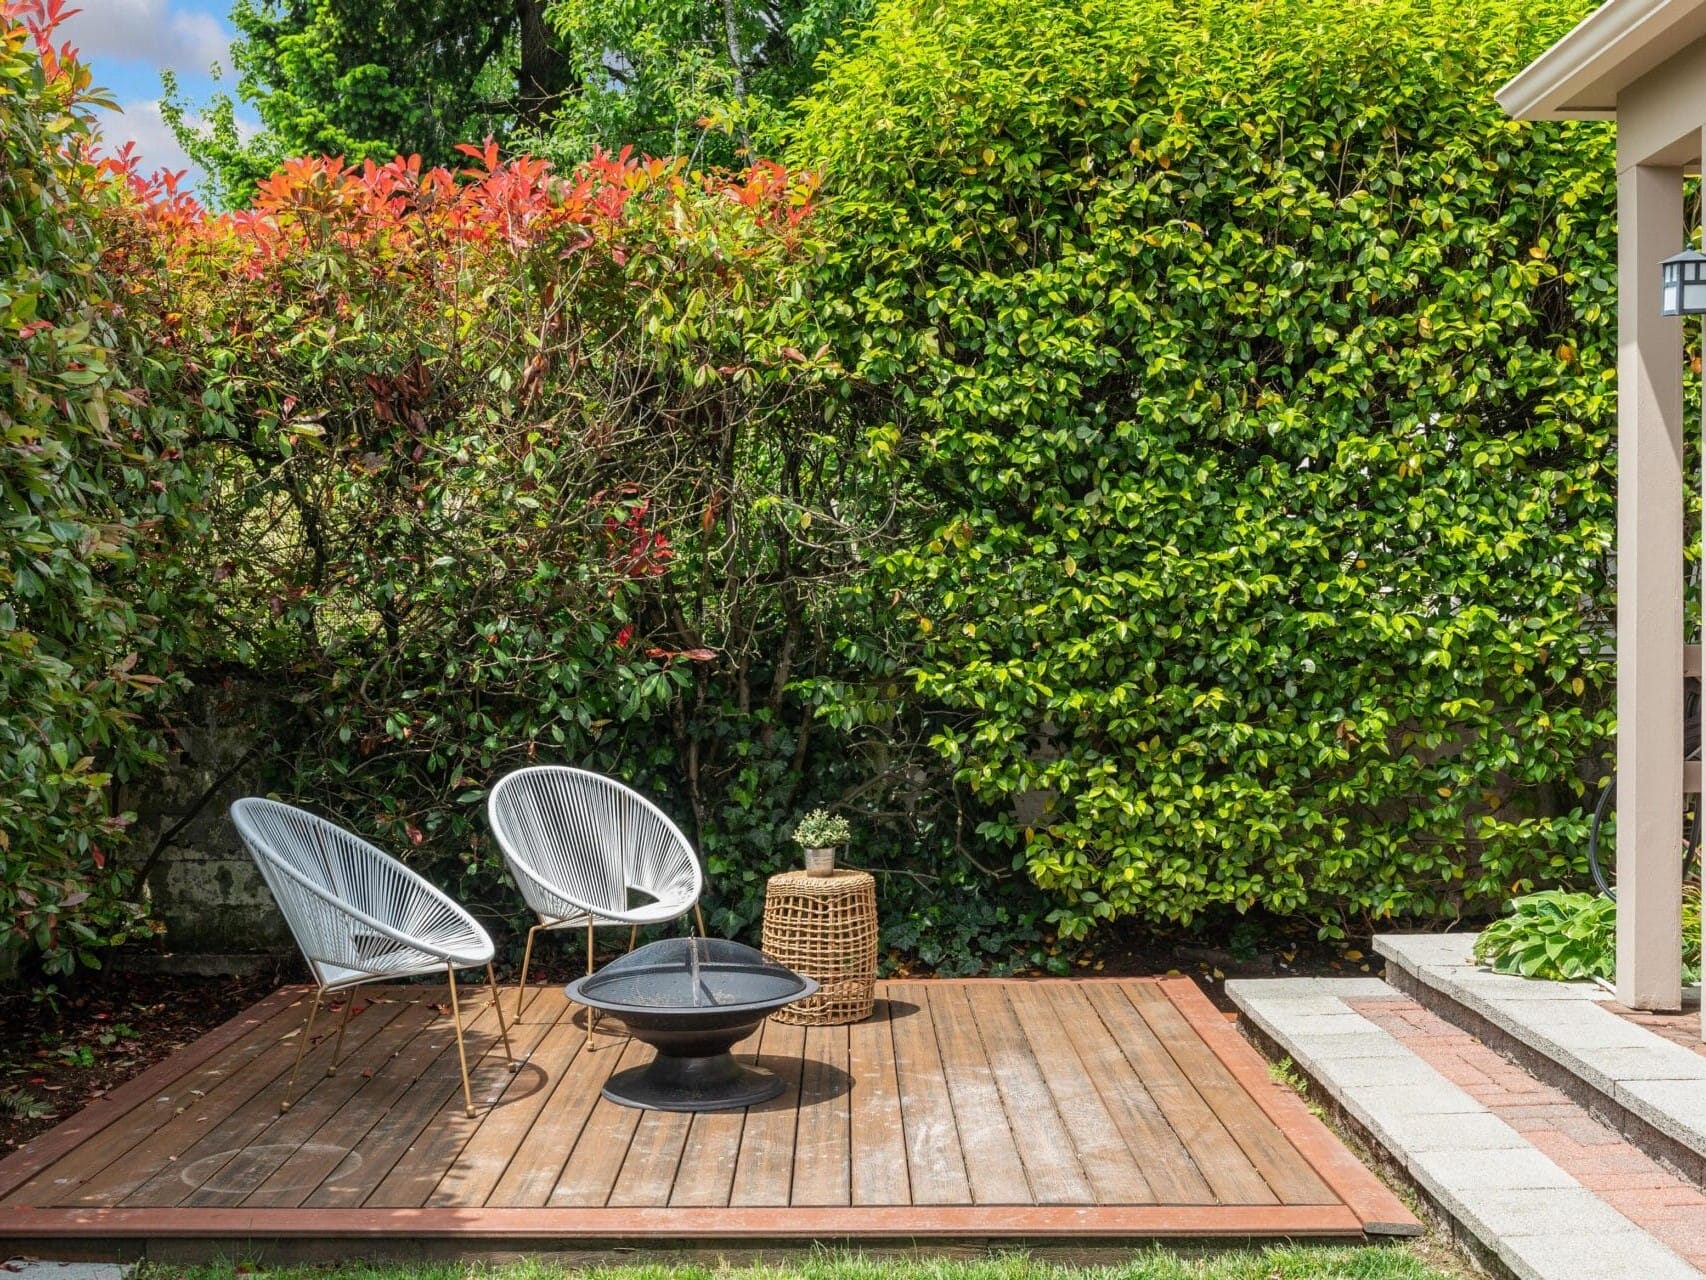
xmin=138 ymin=1243 xmax=1471 ymax=1280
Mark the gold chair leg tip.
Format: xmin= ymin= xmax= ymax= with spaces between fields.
xmin=279 ymin=1100 xmax=292 ymax=1112
xmin=509 ymin=1061 xmax=521 ymax=1073
xmin=464 ymin=1106 xmax=477 ymax=1118
xmin=325 ymin=1066 xmax=337 ymax=1077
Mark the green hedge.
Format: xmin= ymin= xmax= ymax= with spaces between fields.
xmin=0 ymin=9 xmax=199 ymax=973
xmin=6 ymin=0 xmax=1633 ymax=976
xmin=793 ymin=0 xmax=1618 ymax=938
xmin=105 ymin=148 xmax=1056 ymax=973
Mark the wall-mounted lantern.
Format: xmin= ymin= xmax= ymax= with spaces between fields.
xmin=1661 ymin=247 xmax=1706 ymax=316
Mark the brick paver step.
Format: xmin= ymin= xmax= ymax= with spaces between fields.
xmin=1376 ymin=932 xmax=1706 ymax=1180
xmin=1229 ymin=975 xmax=1705 ymax=1280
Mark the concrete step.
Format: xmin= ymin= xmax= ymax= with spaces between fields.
xmin=1376 ymin=932 xmax=1706 ymax=1186
xmin=1229 ymin=975 xmax=1706 ymax=1280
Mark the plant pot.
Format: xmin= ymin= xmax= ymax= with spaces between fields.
xmin=804 ymin=846 xmax=837 ymax=877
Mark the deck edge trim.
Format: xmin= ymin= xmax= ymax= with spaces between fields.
xmin=1158 ymin=977 xmax=1421 ymax=1237
xmin=0 ymin=1203 xmax=1367 ymax=1239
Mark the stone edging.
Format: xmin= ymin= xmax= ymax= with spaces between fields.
xmin=1229 ymin=976 xmax=1702 ymax=1280
xmin=1376 ymin=933 xmax=1706 ymax=1187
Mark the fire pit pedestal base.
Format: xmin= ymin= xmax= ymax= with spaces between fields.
xmin=602 ymin=1051 xmax=785 ymax=1112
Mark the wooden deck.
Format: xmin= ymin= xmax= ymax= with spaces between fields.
xmin=0 ymin=977 xmax=1418 ymax=1260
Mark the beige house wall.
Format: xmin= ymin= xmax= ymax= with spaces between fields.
xmin=1611 ymin=53 xmax=1706 ymax=1012
xmin=1616 ymin=46 xmax=1706 ymax=168
xmin=1502 ymin=0 xmax=1706 ymax=1019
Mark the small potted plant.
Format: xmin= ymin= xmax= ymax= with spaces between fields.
xmin=792 ymin=808 xmax=851 ymax=877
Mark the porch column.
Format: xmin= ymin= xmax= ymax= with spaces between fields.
xmin=1615 ymin=159 xmax=1685 ymax=1013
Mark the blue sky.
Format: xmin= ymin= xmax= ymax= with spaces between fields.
xmin=62 ymin=0 xmax=258 ymax=186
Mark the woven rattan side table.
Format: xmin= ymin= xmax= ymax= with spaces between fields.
xmin=760 ymin=868 xmax=877 ymax=1025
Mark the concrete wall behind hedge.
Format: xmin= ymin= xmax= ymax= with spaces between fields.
xmin=126 ymin=678 xmax=292 ymax=956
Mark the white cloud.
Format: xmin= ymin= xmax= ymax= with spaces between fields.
xmin=95 ymin=99 xmax=200 ymax=184
xmin=93 ymin=98 xmax=263 ymax=199
xmin=61 ymin=0 xmax=230 ymax=74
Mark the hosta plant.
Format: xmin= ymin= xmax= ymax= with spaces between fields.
xmin=1473 ymin=889 xmax=1703 ymax=983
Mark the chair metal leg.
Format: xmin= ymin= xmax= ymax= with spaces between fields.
xmin=325 ymin=994 xmax=356 ymax=1076
xmin=280 ymin=988 xmax=324 ymax=1113
xmin=515 ymin=921 xmax=545 ymax=1022
xmin=694 ymin=903 xmax=707 ymax=938
xmin=585 ymin=920 xmax=598 ymax=1047
xmin=447 ymin=965 xmax=477 ymax=1118
xmin=628 ymin=925 xmax=638 ymax=953
xmin=488 ymin=961 xmax=518 ymax=1072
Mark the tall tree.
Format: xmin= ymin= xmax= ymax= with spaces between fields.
xmin=170 ymin=0 xmax=868 ymax=206
xmin=542 ymin=0 xmax=870 ymax=164
xmin=167 ymin=0 xmax=571 ymax=206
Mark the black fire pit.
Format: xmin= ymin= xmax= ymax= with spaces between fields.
xmin=565 ymin=937 xmax=818 ymax=1111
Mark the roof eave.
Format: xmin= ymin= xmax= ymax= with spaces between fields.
xmin=1496 ymin=0 xmax=1674 ymax=120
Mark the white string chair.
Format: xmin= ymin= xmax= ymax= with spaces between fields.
xmin=487 ymin=765 xmax=706 ymax=1031
xmin=230 ymin=797 xmax=516 ymax=1116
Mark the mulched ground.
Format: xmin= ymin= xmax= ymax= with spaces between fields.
xmin=0 ymin=963 xmax=287 ymax=1153
xmin=1033 ymin=913 xmax=1394 ymax=1013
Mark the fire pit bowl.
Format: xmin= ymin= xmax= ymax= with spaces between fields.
xmin=565 ymin=937 xmax=818 ymax=1111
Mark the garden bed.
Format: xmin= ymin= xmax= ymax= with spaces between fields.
xmin=0 ymin=965 xmax=285 ymax=1152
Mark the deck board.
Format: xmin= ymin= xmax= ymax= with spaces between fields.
xmin=548 ymin=1035 xmax=650 ymax=1208
xmin=157 ymin=994 xmax=424 ymax=1209
xmin=365 ymin=993 xmax=557 ymax=1209
xmin=929 ymin=985 xmax=1032 ymax=1205
xmin=886 ymin=981 xmax=974 ymax=1206
xmin=790 ymin=1023 xmax=852 ymax=1207
xmin=664 ymin=1022 xmax=762 ymax=1208
xmin=1122 ymin=982 xmax=1334 ymax=1206
xmin=729 ymin=1018 xmax=806 ymax=1207
xmin=666 ymin=1100 xmax=746 ymax=1207
xmin=1001 ymin=981 xmax=1154 ymax=1205
xmin=299 ymin=995 xmax=512 ymax=1208
xmin=53 ymin=996 xmax=371 ymax=1210
xmin=426 ymin=997 xmax=581 ymax=1208
xmin=0 ymin=977 xmax=1419 ymax=1255
xmin=17 ymin=1001 xmax=308 ymax=1209
xmin=1081 ymin=981 xmax=1278 ymax=1205
xmin=1044 ymin=984 xmax=1215 ymax=1204
xmin=962 ymin=984 xmax=1095 ymax=1205
xmin=481 ymin=1010 xmax=614 ymax=1208
xmin=847 ymin=998 xmax=910 ymax=1207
